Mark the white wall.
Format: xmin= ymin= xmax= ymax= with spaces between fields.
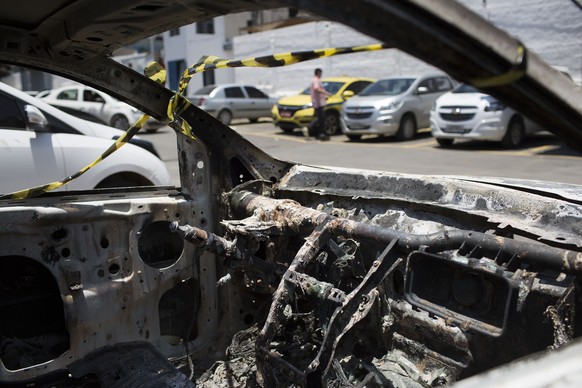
xmin=233 ymin=22 xmax=437 ymax=97
xmin=232 ymin=0 xmax=582 ymax=96
xmin=458 ymin=0 xmax=582 ymax=84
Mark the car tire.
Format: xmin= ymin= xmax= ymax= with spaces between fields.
xmin=111 ymin=114 xmax=130 ymax=130
xmin=218 ymin=109 xmax=232 ymax=125
xmin=324 ymin=111 xmax=340 ymax=136
xmin=436 ymin=138 xmax=454 ymax=147
xmin=396 ymin=114 xmax=416 ymax=141
xmin=347 ymin=134 xmax=362 ymax=141
xmin=501 ymin=116 xmax=525 ymax=148
xmin=95 ymin=173 xmax=153 ymax=188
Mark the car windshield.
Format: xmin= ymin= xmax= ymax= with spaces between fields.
xmin=300 ymin=81 xmax=345 ymax=95
xmin=193 ymin=85 xmax=217 ymax=95
xmin=359 ymin=78 xmax=415 ymax=96
xmin=453 ymin=83 xmax=480 ymax=93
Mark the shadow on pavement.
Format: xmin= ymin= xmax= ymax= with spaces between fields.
xmin=436 ymin=133 xmax=580 ymax=157
xmin=340 ymin=131 xmax=433 ymax=144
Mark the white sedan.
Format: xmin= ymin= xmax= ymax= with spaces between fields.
xmin=0 ymin=85 xmax=173 ymax=194
xmin=40 ymin=84 xmax=163 ymax=132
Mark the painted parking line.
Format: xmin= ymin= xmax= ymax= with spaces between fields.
xmin=237 ymin=126 xmax=581 ymax=160
xmin=237 ymin=129 xmax=313 ymax=143
xmin=511 ymin=144 xmax=560 ymax=156
xmin=400 ymin=139 xmax=437 ymax=148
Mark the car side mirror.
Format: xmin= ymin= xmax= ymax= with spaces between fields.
xmin=342 ymin=90 xmax=355 ymax=99
xmin=24 ymin=105 xmax=50 ymax=132
xmin=416 ymin=86 xmax=429 ymax=95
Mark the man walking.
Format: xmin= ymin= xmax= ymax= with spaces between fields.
xmin=309 ymin=68 xmax=332 ymax=140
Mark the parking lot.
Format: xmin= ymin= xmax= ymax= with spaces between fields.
xmin=146 ymin=119 xmax=582 ymax=186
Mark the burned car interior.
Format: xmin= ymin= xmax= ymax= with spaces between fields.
xmin=1 ymin=0 xmax=582 ymax=387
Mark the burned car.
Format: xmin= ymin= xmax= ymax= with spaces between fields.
xmin=1 ymin=1 xmax=582 ymax=387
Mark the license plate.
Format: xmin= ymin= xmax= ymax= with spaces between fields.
xmin=280 ymin=111 xmax=292 ymax=118
xmin=446 ymin=125 xmax=465 ymax=133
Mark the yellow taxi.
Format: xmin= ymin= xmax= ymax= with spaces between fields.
xmin=271 ymin=77 xmax=375 ymax=135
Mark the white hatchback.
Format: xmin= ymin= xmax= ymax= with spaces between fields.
xmin=0 ymin=85 xmax=173 ymax=194
xmin=430 ymin=84 xmax=544 ymax=148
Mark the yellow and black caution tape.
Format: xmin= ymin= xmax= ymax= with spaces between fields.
xmin=1 ymin=43 xmax=389 ymax=200
xmin=468 ymin=43 xmax=527 ymax=88
xmin=167 ymin=43 xmax=390 ymax=138
xmin=0 ymin=62 xmax=167 ymax=200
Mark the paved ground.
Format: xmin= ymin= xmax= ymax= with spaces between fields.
xmin=143 ymin=120 xmax=582 ymax=187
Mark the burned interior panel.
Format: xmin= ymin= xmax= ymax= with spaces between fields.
xmin=174 ymin=167 xmax=582 ymax=386
xmin=0 ymin=192 xmax=212 ymax=383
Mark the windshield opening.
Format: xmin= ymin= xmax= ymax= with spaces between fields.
xmin=453 ymin=84 xmax=479 ymax=93
xmin=300 ymin=81 xmax=345 ymax=95
xmin=359 ymin=78 xmax=415 ymax=96
xmin=193 ymin=85 xmax=217 ymax=95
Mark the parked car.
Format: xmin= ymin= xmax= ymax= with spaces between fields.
xmin=340 ymin=73 xmax=454 ymax=141
xmin=1 ymin=81 xmax=160 ymax=157
xmin=272 ymin=77 xmax=375 ymax=135
xmin=34 ymin=89 xmax=51 ymax=98
xmin=0 ymin=84 xmax=172 ymax=192
xmin=187 ymin=83 xmax=277 ymax=125
xmin=40 ymin=84 xmax=163 ymax=132
xmin=430 ymin=83 xmax=545 ymax=148
xmin=51 ymin=104 xmax=108 ymax=124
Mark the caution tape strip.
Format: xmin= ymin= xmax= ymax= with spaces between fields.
xmin=468 ymin=43 xmax=527 ymax=88
xmin=0 ymin=62 xmax=167 ymax=200
xmin=167 ymin=43 xmax=390 ymax=138
xmin=1 ymin=44 xmax=389 ymax=200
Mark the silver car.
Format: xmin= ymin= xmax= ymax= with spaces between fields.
xmin=188 ymin=83 xmax=277 ymax=125
xmin=341 ymin=73 xmax=453 ymax=141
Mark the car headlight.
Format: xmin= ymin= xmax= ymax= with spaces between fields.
xmin=482 ymin=96 xmax=507 ymax=111
xmin=301 ymin=103 xmax=313 ymax=110
xmin=379 ymin=100 xmax=403 ymax=112
xmin=431 ymin=102 xmax=437 ymax=111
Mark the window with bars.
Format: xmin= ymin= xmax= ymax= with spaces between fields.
xmin=196 ymin=20 xmax=214 ymax=34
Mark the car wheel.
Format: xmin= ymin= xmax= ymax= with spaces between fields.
xmin=218 ymin=109 xmax=233 ymax=125
xmin=111 ymin=114 xmax=130 ymax=130
xmin=436 ymin=138 xmax=454 ymax=147
xmin=347 ymin=134 xmax=362 ymax=141
xmin=324 ymin=111 xmax=340 ymax=136
xmin=501 ymin=116 xmax=525 ymax=148
xmin=396 ymin=114 xmax=416 ymax=141
xmin=95 ymin=173 xmax=153 ymax=188
xmin=281 ymin=127 xmax=295 ymax=133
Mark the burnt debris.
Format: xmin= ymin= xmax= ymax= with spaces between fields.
xmin=169 ymin=188 xmax=582 ymax=387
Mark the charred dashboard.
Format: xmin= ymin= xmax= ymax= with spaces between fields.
xmin=2 ymin=162 xmax=582 ymax=387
